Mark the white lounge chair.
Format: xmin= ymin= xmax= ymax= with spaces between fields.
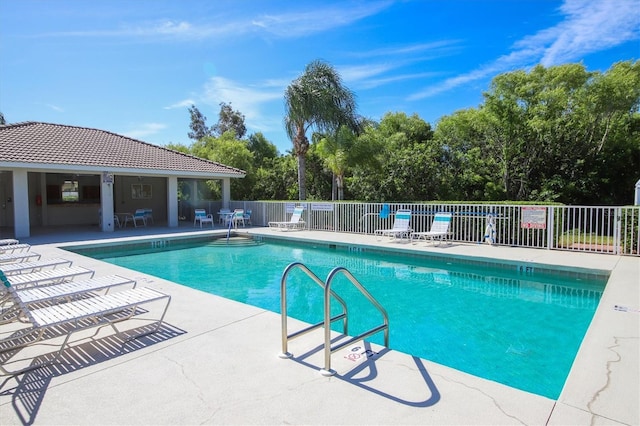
xmin=0 ymin=239 xmax=19 ymax=246
xmin=0 ymin=252 xmax=42 ymax=263
xmin=269 ymin=206 xmax=305 ymax=231
xmin=1 ymin=275 xmax=136 ymax=324
xmin=0 ymin=284 xmax=171 ymax=375
xmin=4 ymin=266 xmax=95 ymax=288
xmin=411 ymin=213 xmax=453 ymax=245
xmin=375 ymin=209 xmax=412 ymax=241
xmin=194 ymin=209 xmax=214 ymax=228
xmin=0 ymin=243 xmax=31 ymax=254
xmin=1 ymin=258 xmax=73 ymax=275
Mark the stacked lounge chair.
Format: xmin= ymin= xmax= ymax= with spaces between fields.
xmin=0 ymin=258 xmax=73 ymax=275
xmin=0 ymin=252 xmax=172 ymax=375
xmin=0 ymin=243 xmax=31 ymax=254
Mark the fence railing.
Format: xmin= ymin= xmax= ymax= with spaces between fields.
xmin=224 ymin=201 xmax=639 ymax=257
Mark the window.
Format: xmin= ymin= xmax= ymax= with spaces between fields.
xmin=61 ymin=180 xmax=79 ymax=202
xmin=131 ymin=183 xmax=152 ymax=199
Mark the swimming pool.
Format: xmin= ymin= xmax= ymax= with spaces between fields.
xmin=69 ymin=237 xmax=606 ymax=399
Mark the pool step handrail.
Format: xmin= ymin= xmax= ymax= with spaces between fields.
xmin=279 ymin=262 xmax=389 ymax=377
xmin=321 ymin=266 xmax=389 ymax=376
xmin=279 ymin=262 xmax=348 ymax=359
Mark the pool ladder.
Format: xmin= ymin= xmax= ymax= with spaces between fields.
xmin=279 ymin=262 xmax=389 ymax=376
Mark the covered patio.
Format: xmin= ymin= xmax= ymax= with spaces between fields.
xmin=0 ymin=122 xmax=245 ymax=239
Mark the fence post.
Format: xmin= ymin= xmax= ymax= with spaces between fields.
xmin=546 ymin=207 xmax=554 ymax=250
xmin=614 ymin=207 xmax=622 ymax=255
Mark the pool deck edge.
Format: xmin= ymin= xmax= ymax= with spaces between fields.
xmin=0 ymin=228 xmax=637 ymax=425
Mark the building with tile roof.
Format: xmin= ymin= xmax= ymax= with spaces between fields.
xmin=0 ymin=122 xmax=246 ymax=237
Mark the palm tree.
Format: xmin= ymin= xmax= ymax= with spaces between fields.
xmin=284 ymin=60 xmax=359 ymax=200
xmin=315 ymin=126 xmax=355 ymax=200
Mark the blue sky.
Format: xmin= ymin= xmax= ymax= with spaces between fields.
xmin=1 ymin=0 xmax=638 ymax=153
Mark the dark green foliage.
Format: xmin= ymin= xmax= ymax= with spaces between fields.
xmin=183 ymin=61 xmax=639 ymax=205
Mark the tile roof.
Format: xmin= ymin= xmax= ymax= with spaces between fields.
xmin=0 ymin=122 xmax=245 ymax=177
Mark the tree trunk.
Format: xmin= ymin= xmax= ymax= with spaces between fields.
xmin=336 ymin=174 xmax=344 ymax=201
xmin=297 ymin=153 xmax=306 ymax=200
xmin=332 ymin=174 xmax=337 ymax=200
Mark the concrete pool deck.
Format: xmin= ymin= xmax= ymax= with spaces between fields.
xmin=1 ymin=227 xmax=638 ymax=425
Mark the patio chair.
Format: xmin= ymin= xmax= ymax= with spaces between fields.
xmin=375 ymin=209 xmax=412 ymax=241
xmin=144 ymin=208 xmax=154 ymax=224
xmin=0 ymin=252 xmax=42 ymax=264
xmin=124 ymin=209 xmax=147 ymax=227
xmin=194 ymin=209 xmax=214 ymax=228
xmin=268 ymin=206 xmax=306 ymax=231
xmin=243 ymin=209 xmax=252 ymax=226
xmin=1 ymin=274 xmax=136 ymax=324
xmin=231 ymin=209 xmax=245 ymax=228
xmin=0 ymin=239 xmax=19 ymax=246
xmin=0 ymin=281 xmax=171 ymax=375
xmin=1 ymin=258 xmax=73 ymax=275
xmin=3 ymin=266 xmax=95 ymax=289
xmin=411 ymin=213 xmax=453 ymax=245
xmin=0 ymin=243 xmax=31 ymax=254
xmin=218 ymin=208 xmax=231 ymax=224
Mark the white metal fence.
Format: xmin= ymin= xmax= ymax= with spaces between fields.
xmin=223 ymin=201 xmax=639 ymax=257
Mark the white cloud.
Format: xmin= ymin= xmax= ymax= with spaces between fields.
xmin=124 ymin=122 xmax=167 ymax=139
xmin=198 ymin=76 xmax=284 ymax=133
xmin=538 ymin=0 xmax=640 ymax=65
xmin=251 ymin=1 xmax=392 ymax=37
xmin=350 ymin=41 xmax=461 ymax=58
xmin=44 ymin=103 xmax=64 ymax=112
xmin=164 ymin=99 xmax=196 ymax=110
xmin=339 ymin=63 xmax=438 ymax=90
xmin=37 ymin=1 xmax=393 ymax=41
xmin=409 ymin=0 xmax=640 ymax=101
xmin=338 ymin=63 xmax=398 ymax=83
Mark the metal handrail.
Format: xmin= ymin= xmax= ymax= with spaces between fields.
xmin=321 ymin=266 xmax=389 ymax=376
xmin=279 ymin=262 xmax=348 ymax=359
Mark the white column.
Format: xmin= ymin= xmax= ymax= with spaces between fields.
xmin=13 ymin=170 xmax=29 ymax=238
xmin=167 ymin=176 xmax=178 ymax=227
xmin=100 ymin=173 xmax=115 ymax=232
xmin=221 ymin=178 xmax=230 ymax=209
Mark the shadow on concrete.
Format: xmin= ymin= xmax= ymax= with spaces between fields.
xmin=287 ymin=337 xmax=441 ymax=408
xmin=0 ymin=323 xmax=185 ymax=426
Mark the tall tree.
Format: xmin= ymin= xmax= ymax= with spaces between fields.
xmin=284 ymin=60 xmax=359 ymax=200
xmin=247 ymin=132 xmax=278 ymax=167
xmin=315 ymin=124 xmax=377 ymax=200
xmin=348 ymin=112 xmax=439 ymax=202
xmin=212 ymin=102 xmax=247 ymax=139
xmin=187 ymin=105 xmax=212 ymax=141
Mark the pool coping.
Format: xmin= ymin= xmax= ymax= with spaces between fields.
xmin=1 ymin=228 xmax=638 ymax=425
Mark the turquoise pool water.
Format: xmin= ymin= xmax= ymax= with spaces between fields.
xmin=79 ymin=238 xmax=605 ymax=399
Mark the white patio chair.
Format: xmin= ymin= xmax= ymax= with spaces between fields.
xmin=375 ymin=209 xmax=412 ymax=241
xmin=411 ymin=213 xmax=453 ymax=245
xmin=268 ymin=206 xmax=306 ymax=231
xmin=194 ymin=209 xmax=214 ymax=228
